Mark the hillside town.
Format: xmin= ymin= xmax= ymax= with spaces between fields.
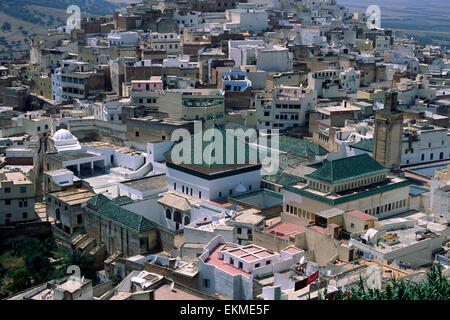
xmin=0 ymin=0 xmax=449 ymax=301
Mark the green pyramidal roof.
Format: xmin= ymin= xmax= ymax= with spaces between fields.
xmin=165 ymin=124 xmax=261 ymax=169
xmin=86 ymin=194 xmax=156 ymax=232
xmin=350 ymin=138 xmax=374 ymax=152
xmin=278 ymin=135 xmax=328 ymax=158
xmin=305 ymin=154 xmax=388 ymax=184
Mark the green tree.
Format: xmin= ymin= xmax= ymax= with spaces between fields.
xmin=24 ymin=252 xmax=55 ymax=284
xmin=6 ymin=268 xmax=32 ymax=294
xmin=56 ymin=251 xmax=96 ymax=282
xmin=319 ymin=264 xmax=450 ymax=300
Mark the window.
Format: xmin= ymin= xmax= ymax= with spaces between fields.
xmin=237 ymin=228 xmax=242 ymax=234
xmin=238 ymin=262 xmax=243 ymax=269
xmin=229 ymin=257 xmax=234 ymax=265
xmin=5 ymin=188 xmax=11 ymax=193
xmin=255 ymin=263 xmax=260 ymax=268
xmin=22 ymin=212 xmax=28 ymax=219
xmin=184 ymin=216 xmax=190 ymax=225
xmin=351 ymin=223 xmax=355 ymax=228
xmin=165 ymin=209 xmax=171 ymax=219
xmin=135 ymin=131 xmax=139 ymax=137
xmin=5 ymin=199 xmax=11 ymax=205
xmin=199 ymin=191 xmax=201 ymax=199
xmin=174 ymin=211 xmax=182 ymax=224
xmin=203 ymin=279 xmax=210 ymax=288
xmin=364 ymin=224 xmax=369 ymax=230
xmin=77 ymin=215 xmax=82 ymax=224
xmin=266 ymin=260 xmax=271 ymax=265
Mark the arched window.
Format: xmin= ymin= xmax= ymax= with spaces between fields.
xmin=184 ymin=216 xmax=190 ymax=225
xmin=174 ymin=211 xmax=182 ymax=224
xmin=165 ymin=209 xmax=171 ymax=219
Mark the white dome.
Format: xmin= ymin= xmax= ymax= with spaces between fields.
xmin=53 ymin=129 xmax=75 ymax=141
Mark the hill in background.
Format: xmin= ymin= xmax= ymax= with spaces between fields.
xmin=0 ymin=0 xmax=130 ymax=59
xmin=338 ymin=0 xmax=450 ymax=47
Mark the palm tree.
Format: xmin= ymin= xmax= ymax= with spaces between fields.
xmin=317 ymin=264 xmax=449 ymax=300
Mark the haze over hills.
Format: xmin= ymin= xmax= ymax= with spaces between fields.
xmin=0 ymin=0 xmax=131 ymax=58
xmin=338 ymin=0 xmax=450 ymax=46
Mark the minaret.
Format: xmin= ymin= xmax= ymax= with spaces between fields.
xmin=373 ymin=90 xmax=403 ymax=171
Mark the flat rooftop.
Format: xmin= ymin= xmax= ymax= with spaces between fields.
xmin=80 ymin=141 xmax=141 ymax=155
xmin=0 ymin=171 xmax=32 ymax=185
xmin=230 ymin=209 xmax=265 ymax=225
xmin=49 ymin=152 xmax=101 ymax=162
xmin=153 ymin=284 xmax=203 ymax=300
xmin=205 ymin=244 xmax=251 ymax=278
xmin=121 ymin=174 xmax=167 ymax=192
xmin=264 ymin=223 xmax=305 ymax=240
xmin=48 ymin=187 xmax=95 ymax=205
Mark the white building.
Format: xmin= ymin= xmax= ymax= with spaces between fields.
xmin=198 ymin=235 xmax=305 ymax=300
xmin=308 ymin=70 xmax=347 ymax=98
xmin=300 ymin=27 xmax=327 ymax=46
xmin=228 ymin=40 xmax=293 ymax=72
xmin=108 ymin=31 xmax=139 ymax=47
xmin=339 ymin=68 xmax=360 ymax=94
xmin=150 ymin=32 xmax=181 ymax=54
xmin=349 ymin=218 xmax=445 ymax=269
xmin=402 ymin=119 xmax=450 ymax=166
xmin=162 ymin=55 xmax=199 ymax=69
xmin=430 ymin=165 xmax=450 ymax=222
xmin=93 ymin=101 xmax=124 ymax=124
xmin=225 ymin=8 xmax=269 ymax=32
xmin=256 ymin=86 xmax=317 ymax=131
xmin=51 ymin=69 xmax=63 ymax=102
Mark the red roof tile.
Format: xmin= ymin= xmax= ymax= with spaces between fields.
xmin=205 ymin=245 xmax=251 ymax=278
xmin=346 ymin=210 xmax=376 ymax=220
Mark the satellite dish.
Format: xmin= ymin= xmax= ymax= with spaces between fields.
xmin=170 ymin=281 xmax=175 ymax=292
xmin=300 ymin=256 xmax=305 ymax=264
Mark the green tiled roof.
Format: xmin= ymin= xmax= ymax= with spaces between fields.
xmin=262 ymin=172 xmax=306 ymax=186
xmin=409 ymin=185 xmax=429 ymax=196
xmin=305 ymin=154 xmax=388 ymax=184
xmin=229 ymin=188 xmax=284 ymax=201
xmin=350 ymin=139 xmax=374 ymax=152
xmin=278 ymin=136 xmax=328 ymax=158
xmin=283 ymin=180 xmax=411 ymax=206
xmin=164 ymin=124 xmax=261 ymax=169
xmin=86 ymin=194 xmax=156 ymax=233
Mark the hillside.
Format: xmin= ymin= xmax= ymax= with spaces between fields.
xmin=0 ymin=0 xmax=130 ymax=59
xmin=338 ymin=0 xmax=450 ymax=47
